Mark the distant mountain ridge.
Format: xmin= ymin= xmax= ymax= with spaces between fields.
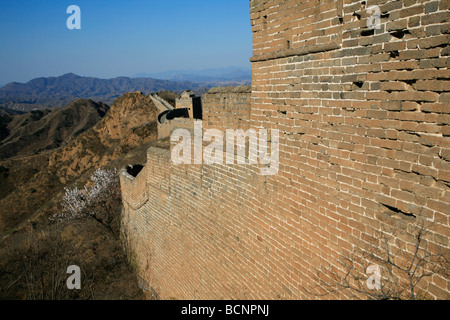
xmin=133 ymin=66 xmax=251 ymax=85
xmin=0 ymin=73 xmax=207 ymax=111
xmin=0 ymin=106 xmax=24 ymax=115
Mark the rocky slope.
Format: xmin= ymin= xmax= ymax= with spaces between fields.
xmin=0 ymin=99 xmax=109 ymax=160
xmin=49 ymin=92 xmax=159 ymax=181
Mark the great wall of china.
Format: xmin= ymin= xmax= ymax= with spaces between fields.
xmin=120 ymin=0 xmax=450 ymax=299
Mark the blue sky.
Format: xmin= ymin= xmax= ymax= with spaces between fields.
xmin=0 ymin=0 xmax=252 ymax=84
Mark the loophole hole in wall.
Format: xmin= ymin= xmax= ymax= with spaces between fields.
xmin=390 ymin=30 xmax=410 ymax=39
xmin=353 ymin=12 xmax=361 ymax=20
xmin=361 ymin=29 xmax=375 ymax=36
xmin=353 ymin=81 xmax=364 ymax=88
xmin=389 ymin=50 xmax=399 ymax=59
xmin=286 ymin=40 xmax=291 ymax=50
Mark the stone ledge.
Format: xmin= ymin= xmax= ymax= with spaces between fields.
xmin=120 ymin=168 xmax=136 ymax=181
xmin=250 ymin=42 xmax=341 ymax=62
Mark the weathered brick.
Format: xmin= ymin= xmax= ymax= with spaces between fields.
xmin=422 ymin=12 xmax=450 ymax=26
xmin=425 ymin=1 xmax=440 ymax=14
xmin=381 ymin=82 xmax=410 ymax=91
xmin=413 ymin=80 xmax=450 ymax=92
xmin=419 ymin=35 xmax=450 ymax=49
xmin=389 ymin=91 xmax=439 ymax=102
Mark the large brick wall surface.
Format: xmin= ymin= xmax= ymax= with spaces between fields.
xmin=120 ymin=0 xmax=449 ymax=299
xmin=202 ymin=86 xmax=252 ymax=130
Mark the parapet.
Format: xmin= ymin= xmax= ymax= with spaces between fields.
xmin=202 ymin=85 xmax=252 ymax=130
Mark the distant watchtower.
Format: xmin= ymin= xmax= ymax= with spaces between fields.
xmin=176 ymin=90 xmax=202 ymax=119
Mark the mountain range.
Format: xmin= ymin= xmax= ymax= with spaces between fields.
xmin=0 ymin=73 xmax=206 ymax=112
xmin=0 ymin=67 xmax=251 ymax=112
xmin=133 ymin=66 xmax=251 ymax=84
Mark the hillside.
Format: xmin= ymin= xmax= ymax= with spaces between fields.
xmin=0 ymin=73 xmax=209 ymax=111
xmin=0 ymin=91 xmax=170 ymax=299
xmin=48 ymin=92 xmax=161 ymax=181
xmin=0 ymin=107 xmax=24 ymax=115
xmin=0 ymin=91 xmax=163 ymax=232
xmin=0 ymin=99 xmax=109 ymax=160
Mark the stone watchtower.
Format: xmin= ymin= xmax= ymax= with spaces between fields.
xmin=176 ymin=90 xmax=202 ymax=119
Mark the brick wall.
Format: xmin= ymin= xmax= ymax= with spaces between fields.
xmin=176 ymin=93 xmax=194 ymax=118
xmin=158 ymin=87 xmax=251 ymax=139
xmin=202 ymin=86 xmax=252 ymax=130
xmin=157 ymin=117 xmax=197 ymax=140
xmin=121 ymin=147 xmax=283 ymax=299
xmin=121 ymin=0 xmax=449 ymax=299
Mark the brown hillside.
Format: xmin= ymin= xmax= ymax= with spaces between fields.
xmin=0 ymin=91 xmax=168 ymax=299
xmin=0 ymin=99 xmax=109 ymax=160
xmin=49 ymin=91 xmax=159 ymax=182
xmin=0 ymin=91 xmax=161 ymax=233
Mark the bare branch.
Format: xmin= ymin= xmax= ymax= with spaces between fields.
xmin=306 ymin=215 xmax=450 ymax=300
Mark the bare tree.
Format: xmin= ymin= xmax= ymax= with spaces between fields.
xmin=307 ymin=215 xmax=450 ymax=300
xmin=15 ymin=224 xmax=101 ymax=300
xmin=19 ymin=226 xmax=74 ymax=300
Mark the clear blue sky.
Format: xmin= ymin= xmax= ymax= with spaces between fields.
xmin=0 ymin=0 xmax=252 ymax=84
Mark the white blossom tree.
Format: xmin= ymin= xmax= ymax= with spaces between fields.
xmin=53 ymin=168 xmax=121 ymax=232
